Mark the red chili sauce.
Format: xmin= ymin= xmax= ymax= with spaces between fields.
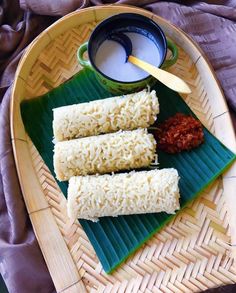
xmin=154 ymin=113 xmax=204 ymax=154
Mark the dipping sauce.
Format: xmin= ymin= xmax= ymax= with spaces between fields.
xmin=95 ymin=32 xmax=161 ymax=82
xmin=154 ymin=113 xmax=204 ymax=154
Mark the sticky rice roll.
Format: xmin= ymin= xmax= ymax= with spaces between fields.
xmin=53 ymin=89 xmax=159 ymax=141
xmin=53 ymin=128 xmax=156 ymax=181
xmin=67 ymin=168 xmax=180 ymax=221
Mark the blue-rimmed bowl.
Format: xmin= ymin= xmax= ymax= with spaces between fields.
xmin=77 ymin=13 xmax=178 ymax=94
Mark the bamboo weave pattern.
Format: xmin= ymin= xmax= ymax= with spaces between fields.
xmin=24 ymin=21 xmax=236 ymax=292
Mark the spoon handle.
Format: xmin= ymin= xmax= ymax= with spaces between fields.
xmin=128 ymin=55 xmax=191 ymax=94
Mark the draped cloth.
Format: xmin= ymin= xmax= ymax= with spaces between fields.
xmin=0 ymin=1 xmax=235 ymax=292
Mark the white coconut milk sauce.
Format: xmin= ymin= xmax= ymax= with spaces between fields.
xmin=94 ymin=32 xmax=162 ymax=82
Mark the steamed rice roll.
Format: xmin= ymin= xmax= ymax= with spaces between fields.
xmin=54 ymin=128 xmax=156 ymax=181
xmin=53 ymin=89 xmax=159 ymax=141
xmin=67 ymin=168 xmax=180 ymax=221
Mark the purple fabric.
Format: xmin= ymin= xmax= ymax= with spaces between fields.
xmin=0 ymin=1 xmax=236 ymax=292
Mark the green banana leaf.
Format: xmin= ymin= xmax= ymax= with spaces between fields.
xmin=21 ymin=68 xmax=236 ymax=273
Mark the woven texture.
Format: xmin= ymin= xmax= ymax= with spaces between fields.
xmin=21 ymin=66 xmax=235 ymax=273
xmin=21 ymin=21 xmax=236 ymax=292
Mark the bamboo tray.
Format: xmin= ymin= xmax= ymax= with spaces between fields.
xmin=11 ymin=5 xmax=236 ymax=293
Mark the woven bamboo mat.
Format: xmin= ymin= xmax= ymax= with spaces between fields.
xmin=11 ymin=5 xmax=236 ymax=293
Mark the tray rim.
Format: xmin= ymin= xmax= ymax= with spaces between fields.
xmin=10 ymin=4 xmax=236 ymax=293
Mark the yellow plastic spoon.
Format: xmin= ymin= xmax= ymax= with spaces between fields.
xmin=108 ymin=32 xmax=191 ymax=94
xmin=128 ymin=55 xmax=191 ymax=94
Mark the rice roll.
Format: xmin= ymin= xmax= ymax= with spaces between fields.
xmin=53 ymin=89 xmax=159 ymax=141
xmin=67 ymin=168 xmax=180 ymax=221
xmin=54 ymin=128 xmax=156 ymax=181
